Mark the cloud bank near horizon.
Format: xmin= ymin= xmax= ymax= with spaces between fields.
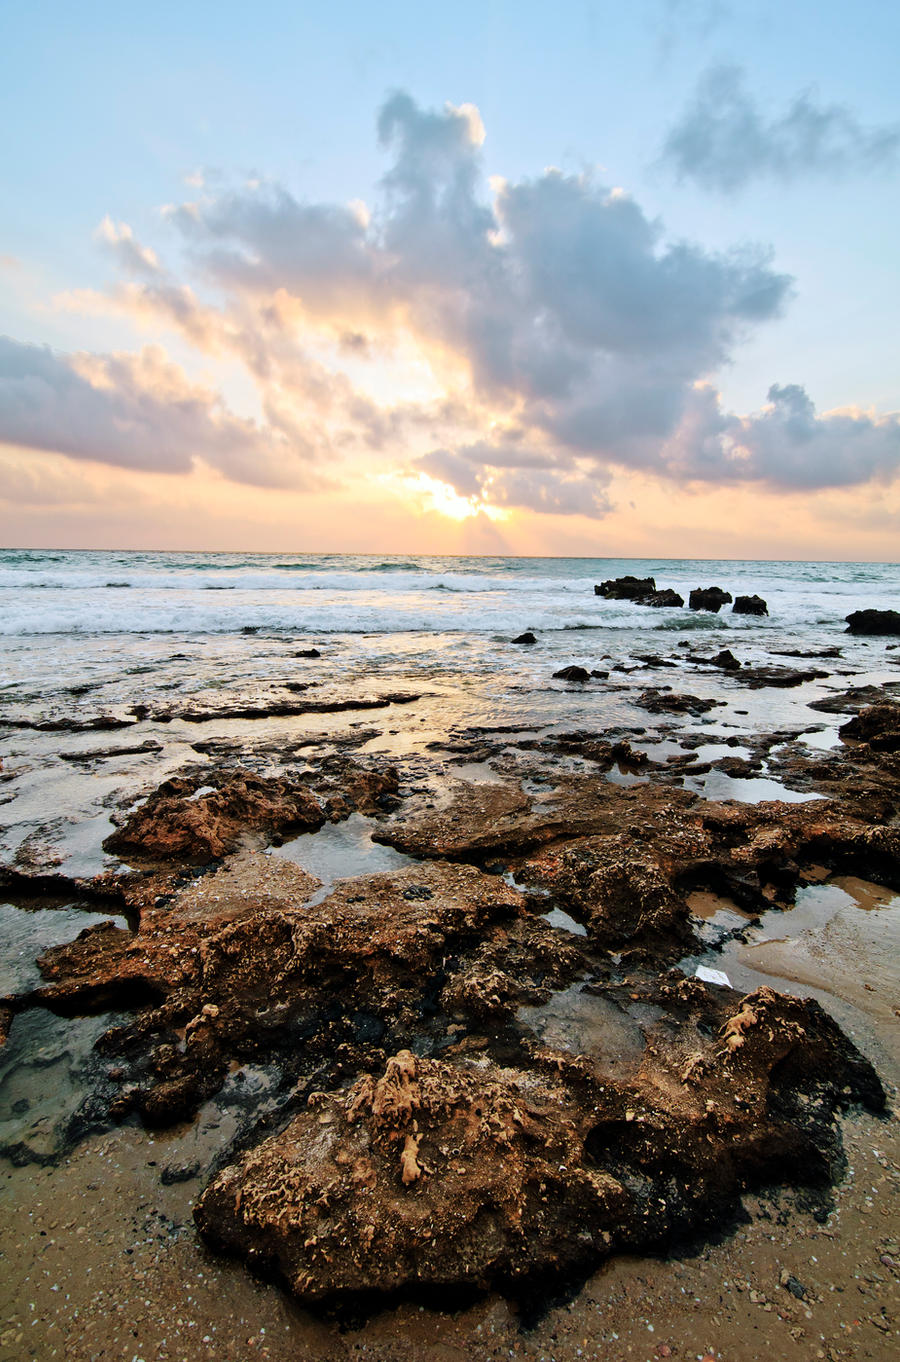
xmin=2 ymin=93 xmax=900 ymax=519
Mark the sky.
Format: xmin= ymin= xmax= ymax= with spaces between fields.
xmin=1 ymin=0 xmax=898 ymax=558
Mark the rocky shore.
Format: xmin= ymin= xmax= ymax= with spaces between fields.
xmin=2 ymin=616 xmax=900 ymax=1359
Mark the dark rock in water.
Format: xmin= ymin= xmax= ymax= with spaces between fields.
xmin=595 ymin=576 xmax=656 ymax=600
xmin=0 ymin=714 xmax=137 ymax=734
xmin=839 ymin=703 xmax=900 ymax=752
xmin=809 ymin=682 xmax=900 ymax=713
xmin=294 ymin=648 xmax=321 ymax=658
xmin=553 ymin=665 xmax=591 ymax=683
xmin=637 ymin=589 xmax=684 ymax=608
xmin=635 ymin=688 xmax=718 ymax=715
xmin=241 ymin=626 xmax=260 ymax=634
xmin=711 ymin=649 xmax=741 ymax=671
xmin=59 ymin=739 xmax=164 ymax=763
xmin=634 ymin=654 xmax=677 ymax=668
xmin=689 ymin=587 xmax=733 ymax=612
xmin=512 ymin=632 xmax=537 ymax=645
xmin=846 ymin=609 xmax=900 ymax=636
xmin=733 ymin=594 xmax=768 ymax=616
xmin=732 ymin=665 xmax=829 ymax=689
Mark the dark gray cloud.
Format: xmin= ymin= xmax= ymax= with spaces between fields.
xmin=0 ymin=336 xmax=325 ymax=489
xmin=661 ymin=65 xmax=900 ymax=193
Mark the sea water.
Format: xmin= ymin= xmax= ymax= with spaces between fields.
xmin=0 ymin=551 xmax=896 ymax=708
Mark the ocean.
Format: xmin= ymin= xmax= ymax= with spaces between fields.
xmin=1 ymin=550 xmax=897 ymax=706
xmin=0 ymin=546 xmax=897 ymax=872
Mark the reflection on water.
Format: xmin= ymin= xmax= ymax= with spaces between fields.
xmin=540 ymin=906 xmax=588 ymax=937
xmin=686 ymin=876 xmax=900 ymax=1060
xmin=0 ymin=899 xmax=131 ymax=995
xmin=270 ymin=811 xmax=418 ymax=901
xmin=683 ymin=770 xmax=824 ymax=803
xmin=518 ymin=982 xmax=648 ymax=1079
xmin=0 ymin=1009 xmax=119 ymax=1163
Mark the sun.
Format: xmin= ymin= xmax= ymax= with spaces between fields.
xmin=413 ymin=474 xmax=508 ymax=522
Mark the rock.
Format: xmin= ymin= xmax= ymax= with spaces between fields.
xmin=711 ymin=649 xmax=741 ymax=671
xmin=689 ymin=587 xmax=733 ymax=612
xmin=512 ymin=632 xmax=537 ymax=645
xmin=103 ymin=770 xmax=325 ymax=862
xmin=529 ymin=836 xmax=692 ymax=953
xmin=194 ymin=988 xmax=883 ymax=1307
xmin=553 ymin=665 xmax=591 ymax=683
xmin=809 ymin=682 xmax=900 ymax=714
xmin=0 ymin=714 xmax=137 ymax=734
xmin=728 ymin=665 xmax=828 ymax=689
xmin=374 ymin=779 xmax=535 ymax=860
xmin=20 ymin=860 xmax=547 ymax=1129
xmin=733 ymin=594 xmax=768 ymax=616
xmin=637 ymin=589 xmax=684 ymax=608
xmin=59 ymin=739 xmax=164 ymax=762
xmin=635 ymin=688 xmax=719 ymax=716
xmin=294 ymin=648 xmax=321 ymax=658
xmin=163 ymin=693 xmax=421 ymax=723
xmin=595 ymin=576 xmax=656 ymax=600
xmin=846 ymin=609 xmax=900 ymax=636
xmin=839 ymin=703 xmax=900 ymax=752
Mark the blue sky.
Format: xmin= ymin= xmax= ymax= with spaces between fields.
xmin=1 ymin=1 xmax=898 ymax=554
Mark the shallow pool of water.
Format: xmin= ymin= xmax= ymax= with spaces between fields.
xmin=518 ymin=982 xmax=646 ymax=1078
xmin=682 ymin=770 xmax=824 ymax=803
xmin=269 ymin=812 xmax=419 ymax=898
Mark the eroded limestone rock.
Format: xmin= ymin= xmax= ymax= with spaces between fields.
xmin=195 ymin=991 xmax=883 ymax=1306
xmin=104 ymin=770 xmax=326 ymax=862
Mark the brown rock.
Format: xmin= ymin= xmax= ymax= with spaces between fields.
xmin=103 ymin=770 xmax=325 ymax=862
xmin=194 ymin=987 xmax=883 ymax=1306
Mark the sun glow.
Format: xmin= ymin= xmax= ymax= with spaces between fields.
xmin=406 ymin=473 xmax=509 ymax=522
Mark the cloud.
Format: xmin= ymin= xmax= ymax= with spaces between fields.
xmin=148 ymin=94 xmax=799 ymax=510
xmin=11 ymin=93 xmax=899 ymax=515
xmin=661 ymin=381 xmax=900 ymax=488
xmin=661 ymin=65 xmax=900 ymax=193
xmin=0 ymin=336 xmax=328 ymax=488
xmin=415 ymin=443 xmax=612 ymax=517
